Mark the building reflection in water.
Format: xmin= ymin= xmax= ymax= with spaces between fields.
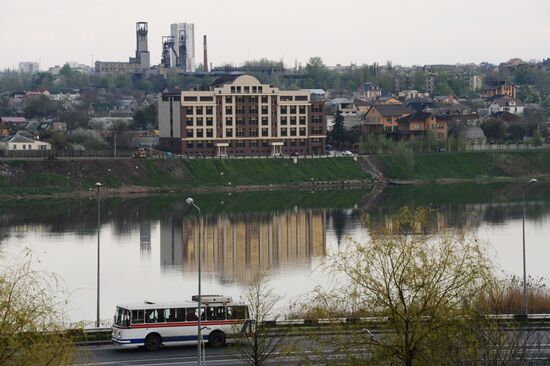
xmin=160 ymin=209 xmax=326 ymax=284
xmin=139 ymin=221 xmax=152 ymax=257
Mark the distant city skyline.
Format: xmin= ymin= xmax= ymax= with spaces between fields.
xmin=1 ymin=0 xmax=549 ymax=71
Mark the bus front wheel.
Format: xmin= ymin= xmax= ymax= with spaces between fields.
xmin=208 ymin=331 xmax=226 ymax=348
xmin=145 ymin=333 xmax=162 ymax=351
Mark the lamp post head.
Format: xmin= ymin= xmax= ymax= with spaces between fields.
xmin=528 ymin=178 xmax=538 ymax=185
xmin=95 ymin=182 xmax=102 ymax=188
xmin=186 ymin=197 xmax=194 ymax=205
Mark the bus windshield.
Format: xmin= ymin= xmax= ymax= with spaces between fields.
xmin=114 ymin=307 xmax=131 ymax=327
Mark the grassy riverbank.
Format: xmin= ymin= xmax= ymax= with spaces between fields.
xmin=0 ymin=157 xmax=369 ymax=196
xmin=374 ymin=149 xmax=550 ymax=181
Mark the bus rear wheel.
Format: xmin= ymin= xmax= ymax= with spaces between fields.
xmin=208 ymin=331 xmax=226 ymax=348
xmin=145 ymin=333 xmax=162 ymax=351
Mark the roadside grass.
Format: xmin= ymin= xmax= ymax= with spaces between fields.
xmin=378 ymin=149 xmax=550 ymax=181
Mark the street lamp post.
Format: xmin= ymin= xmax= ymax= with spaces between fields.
xmin=95 ymin=182 xmax=102 ymax=328
xmin=186 ymin=197 xmax=203 ymax=366
xmin=522 ymin=178 xmax=537 ymax=316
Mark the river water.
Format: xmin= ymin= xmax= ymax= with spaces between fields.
xmin=0 ymin=184 xmax=549 ymax=324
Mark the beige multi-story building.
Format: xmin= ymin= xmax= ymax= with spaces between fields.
xmin=159 ymin=74 xmax=326 ymax=156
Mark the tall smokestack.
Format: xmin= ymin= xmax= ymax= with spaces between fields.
xmin=203 ymin=35 xmax=208 ymax=72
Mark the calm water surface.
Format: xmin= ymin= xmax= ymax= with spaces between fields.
xmin=0 ymin=185 xmax=549 ymax=323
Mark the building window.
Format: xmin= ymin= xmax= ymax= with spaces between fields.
xmin=261 ymin=96 xmax=268 ymax=103
xmin=236 ymin=128 xmax=244 ymax=137
xmin=196 ymin=130 xmax=204 ymax=138
xmin=206 ymin=129 xmax=213 ymax=138
xmin=187 ymin=142 xmax=193 ymax=148
xmin=225 ymin=106 xmax=233 ymax=114
xmin=299 ymin=116 xmax=306 ymax=125
xmin=196 ymin=107 xmax=203 ymax=115
xmin=261 ymin=106 xmax=269 ymax=115
xmin=299 ymin=106 xmax=306 ymax=114
xmin=226 ymin=117 xmax=233 ymax=126
xmin=186 ymin=130 xmax=193 ymax=138
xmin=207 ymin=140 xmax=213 ymax=148
xmin=236 ymin=96 xmax=244 ymax=103
xmin=186 ymin=107 xmax=193 ymax=115
xmin=250 ymin=128 xmax=258 ymax=137
xmin=206 ymin=106 xmax=213 ymax=115
xmin=206 ymin=117 xmax=213 ymax=126
xmin=281 ymin=106 xmax=287 ymax=114
xmin=290 ymin=106 xmax=296 ymax=114
xmin=225 ymin=96 xmax=232 ymax=103
xmin=226 ymin=129 xmax=233 ymax=137
xmin=281 ymin=96 xmax=292 ymax=101
xmin=244 ymin=86 xmax=250 ymax=93
xmin=290 ymin=128 xmax=297 ymax=136
xmin=258 ymin=87 xmax=263 ymax=93
xmin=184 ymin=96 xmax=198 ymax=101
xmin=249 ymin=107 xmax=258 ymax=114
xmin=281 ymin=128 xmax=288 ymax=136
xmin=186 ymin=117 xmax=193 ymax=126
xmin=236 ymin=140 xmax=245 ymax=148
xmin=262 ymin=128 xmax=269 ymax=136
xmin=280 ymin=116 xmax=288 ymax=125
xmin=236 ymin=86 xmax=241 ymax=93
xmin=290 ymin=117 xmax=297 ymax=125
xmin=261 ymin=117 xmax=269 ymax=126
xmin=250 ymin=140 xmax=259 ymax=148
xmin=230 ymin=87 xmax=235 ymax=93
xmin=250 ymin=118 xmax=258 ymax=125
xmin=196 ymin=117 xmax=204 ymax=126
xmin=299 ymin=127 xmax=306 ymax=135
xmin=236 ymin=106 xmax=244 ymax=115
xmin=252 ymin=86 xmax=257 ymax=93
xmin=237 ymin=118 xmax=245 ymax=126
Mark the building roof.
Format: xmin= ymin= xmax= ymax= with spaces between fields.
xmin=483 ymin=81 xmax=515 ymax=90
xmin=486 ymin=95 xmax=524 ymax=107
xmin=210 ymin=74 xmax=242 ymax=87
xmin=0 ymin=117 xmax=27 ymax=124
xmin=461 ymin=126 xmax=486 ymax=140
xmin=8 ymin=134 xmax=34 ymax=143
xmin=369 ymin=104 xmax=411 ymax=117
xmin=397 ymin=112 xmax=434 ymax=124
xmin=491 ymin=111 xmax=522 ymax=123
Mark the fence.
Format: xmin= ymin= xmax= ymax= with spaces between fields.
xmin=0 ymin=149 xmax=134 ymax=158
xmin=465 ymin=143 xmax=550 ymax=151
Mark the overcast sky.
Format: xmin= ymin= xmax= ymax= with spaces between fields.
xmin=2 ymin=0 xmax=550 ymax=70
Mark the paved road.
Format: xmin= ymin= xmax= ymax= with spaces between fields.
xmin=76 ymin=344 xmax=248 ymax=366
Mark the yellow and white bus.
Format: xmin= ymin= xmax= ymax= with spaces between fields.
xmin=112 ymin=296 xmax=249 ymax=351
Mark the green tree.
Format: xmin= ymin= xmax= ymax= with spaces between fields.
xmin=235 ymin=272 xmax=288 ymax=366
xmin=507 ymin=124 xmax=526 ymax=143
xmin=23 ymin=95 xmax=58 ymax=118
xmin=133 ymin=105 xmax=158 ymax=130
xmin=301 ymin=208 xmax=496 ymax=365
xmin=0 ymin=251 xmax=75 ymax=364
xmin=481 ymin=118 xmax=507 ymax=142
xmin=330 ymin=110 xmax=345 ymax=149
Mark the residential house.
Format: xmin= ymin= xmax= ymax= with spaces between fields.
xmin=37 ymin=121 xmax=68 ymax=133
xmin=396 ymin=112 xmax=448 ymax=140
xmin=0 ymin=117 xmax=28 ymax=136
xmin=353 ymin=82 xmax=382 ymax=102
xmin=363 ymin=104 xmax=411 ymax=135
xmin=484 ymin=95 xmax=524 ymax=116
xmin=482 ymin=82 xmax=516 ymax=99
xmin=0 ymin=135 xmax=51 ymax=154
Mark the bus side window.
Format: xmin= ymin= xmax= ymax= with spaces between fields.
xmin=208 ymin=306 xmax=225 ymax=320
xmin=186 ymin=308 xmax=198 ymax=321
xmin=174 ymin=308 xmax=185 ymax=322
xmin=198 ymin=307 xmax=205 ymax=321
xmin=159 ymin=309 xmax=171 ymax=322
xmin=131 ymin=310 xmax=144 ymax=324
xmin=227 ymin=306 xmax=247 ymax=319
xmin=164 ymin=309 xmax=176 ymax=322
xmin=145 ymin=309 xmax=158 ymax=323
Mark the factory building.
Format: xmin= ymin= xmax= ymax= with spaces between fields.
xmin=159 ymin=74 xmax=326 ymax=156
xmin=95 ymin=22 xmax=150 ymax=75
